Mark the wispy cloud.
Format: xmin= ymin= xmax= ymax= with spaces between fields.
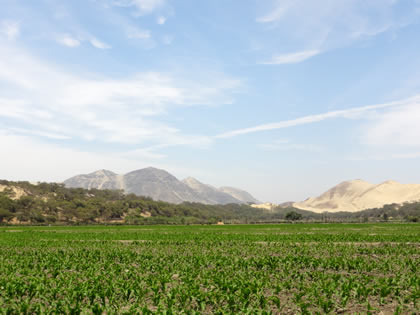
xmin=1 ymin=20 xmax=20 ymax=40
xmin=4 ymin=127 xmax=71 ymax=140
xmin=216 ymin=96 xmax=419 ymax=138
xmin=0 ymin=131 xmax=150 ymax=182
xmin=257 ymin=0 xmax=296 ymax=23
xmin=56 ymin=34 xmax=81 ymax=47
xmin=0 ymin=40 xmax=239 ymax=148
xmin=256 ymin=0 xmax=420 ymax=62
xmin=90 ymin=38 xmax=111 ymax=49
xmin=260 ymin=49 xmax=320 ymax=65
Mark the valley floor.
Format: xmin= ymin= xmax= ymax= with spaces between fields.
xmin=0 ymin=223 xmax=419 ymax=313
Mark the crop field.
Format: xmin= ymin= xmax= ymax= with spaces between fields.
xmin=0 ymin=224 xmax=419 ymax=314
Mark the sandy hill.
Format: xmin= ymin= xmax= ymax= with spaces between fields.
xmin=250 ymin=203 xmax=277 ymax=211
xmin=294 ymin=179 xmax=420 ymax=213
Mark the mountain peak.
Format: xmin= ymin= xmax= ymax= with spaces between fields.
xmin=126 ymin=167 xmax=166 ymax=174
xmin=183 ymin=176 xmax=198 ymax=182
xmin=379 ymin=180 xmax=400 ymax=185
xmin=91 ymin=169 xmax=116 ymax=176
xmin=125 ymin=167 xmax=175 ymax=180
xmin=345 ymin=179 xmax=371 ymax=184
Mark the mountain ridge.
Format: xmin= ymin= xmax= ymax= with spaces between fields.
xmin=64 ymin=167 xmax=259 ymax=205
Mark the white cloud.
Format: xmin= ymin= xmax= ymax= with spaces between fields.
xmin=363 ymin=97 xmax=420 ymax=148
xmin=1 ymin=20 xmax=20 ymax=40
xmin=260 ymin=50 xmax=320 ymax=65
xmin=56 ymin=34 xmax=81 ymax=47
xmin=216 ymin=96 xmax=419 ymax=138
xmin=157 ymin=16 xmax=166 ymax=25
xmin=113 ymin=0 xmax=165 ymax=15
xmin=90 ymin=38 xmax=111 ymax=49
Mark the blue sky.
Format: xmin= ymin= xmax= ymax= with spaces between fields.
xmin=1 ymin=0 xmax=420 ymax=202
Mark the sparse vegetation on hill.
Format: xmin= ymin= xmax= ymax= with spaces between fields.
xmin=0 ymin=180 xmax=419 ymax=225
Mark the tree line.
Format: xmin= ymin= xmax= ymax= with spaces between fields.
xmin=0 ymin=180 xmax=418 ymax=225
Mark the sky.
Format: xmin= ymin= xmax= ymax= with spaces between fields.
xmin=1 ymin=0 xmax=420 ymax=203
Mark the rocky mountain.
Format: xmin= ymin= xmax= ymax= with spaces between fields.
xmin=123 ymin=168 xmax=203 ymax=204
xmin=294 ymin=179 xmax=420 ymax=213
xmin=64 ymin=167 xmax=259 ymax=205
xmin=219 ymin=186 xmax=261 ymax=204
xmin=64 ymin=169 xmax=123 ymax=190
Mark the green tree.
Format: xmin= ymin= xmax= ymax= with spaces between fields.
xmin=285 ymin=211 xmax=303 ymax=221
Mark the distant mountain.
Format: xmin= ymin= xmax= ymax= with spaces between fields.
xmin=64 ymin=167 xmax=259 ymax=205
xmin=182 ymin=177 xmax=240 ymax=204
xmin=219 ymin=186 xmax=261 ymax=204
xmin=294 ymin=179 xmax=420 ymax=213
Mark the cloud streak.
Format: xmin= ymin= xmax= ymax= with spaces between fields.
xmin=90 ymin=38 xmax=111 ymax=49
xmin=56 ymin=34 xmax=81 ymax=47
xmin=260 ymin=50 xmax=320 ymax=65
xmin=216 ymin=96 xmax=420 ymax=138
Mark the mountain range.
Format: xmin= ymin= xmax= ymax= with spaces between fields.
xmin=63 ymin=167 xmax=260 ymax=205
xmin=293 ymin=179 xmax=420 ymax=213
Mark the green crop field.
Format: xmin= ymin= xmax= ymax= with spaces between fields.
xmin=0 ymin=224 xmax=419 ymax=314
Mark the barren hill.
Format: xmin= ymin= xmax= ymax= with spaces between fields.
xmin=294 ymin=179 xmax=420 ymax=213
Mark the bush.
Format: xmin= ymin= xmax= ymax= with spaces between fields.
xmin=0 ymin=208 xmax=14 ymax=222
